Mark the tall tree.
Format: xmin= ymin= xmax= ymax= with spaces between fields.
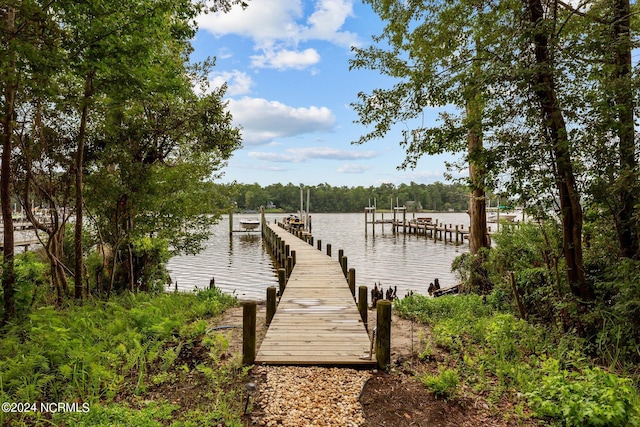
xmin=1 ymin=4 xmax=18 ymax=321
xmin=350 ymin=0 xmax=496 ymax=256
xmin=524 ymin=0 xmax=590 ymax=299
xmin=610 ymin=0 xmax=638 ymax=259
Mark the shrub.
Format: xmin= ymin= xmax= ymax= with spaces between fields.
xmin=421 ymin=368 xmax=459 ymax=399
xmin=526 ymin=358 xmax=640 ymax=427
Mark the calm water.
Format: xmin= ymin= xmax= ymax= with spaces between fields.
xmin=167 ymin=212 xmax=470 ymax=300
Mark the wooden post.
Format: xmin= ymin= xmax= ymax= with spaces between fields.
xmin=280 ymin=240 xmax=285 ymax=266
xmin=278 ymin=268 xmax=286 ymax=296
xmin=266 ymin=287 xmax=276 ymax=326
xmin=276 ymin=236 xmax=282 ymax=264
xmin=242 ymin=302 xmax=256 ymax=365
xmin=358 ymin=285 xmax=368 ymax=330
xmin=287 ymin=255 xmax=293 ymax=277
xmin=326 ymin=244 xmax=332 ymax=257
xmin=317 ymin=239 xmax=322 ymax=251
xmin=291 ymin=250 xmax=296 ymax=267
xmin=393 ymin=208 xmax=397 ymax=234
xmin=376 ymin=300 xmax=392 ymax=370
xmin=365 ymin=208 xmax=368 ymax=235
xmin=209 ymin=277 xmax=215 ymax=289
xmin=285 ymin=244 xmax=290 ymax=259
xmin=403 ymin=208 xmax=407 ymax=233
xmin=310 ymin=236 xmax=314 ymax=246
xmin=229 ymin=211 xmax=233 ymax=236
xmin=341 ymin=256 xmax=348 ymax=278
xmin=455 ymin=225 xmax=459 ymax=245
xmin=338 ymin=249 xmax=344 ymax=261
xmin=348 ymin=268 xmax=356 ymax=297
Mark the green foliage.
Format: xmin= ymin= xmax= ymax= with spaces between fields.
xmin=421 ymin=368 xmax=459 ymax=399
xmin=526 ymin=359 xmax=640 ymax=427
xmin=397 ymin=293 xmax=640 ymax=425
xmin=395 ymin=293 xmax=494 ymax=325
xmin=0 ymin=252 xmax=48 ymax=319
xmin=229 ymin=181 xmax=471 ymax=212
xmin=51 ymin=401 xmax=180 ymax=427
xmin=0 ymin=288 xmax=237 ymax=425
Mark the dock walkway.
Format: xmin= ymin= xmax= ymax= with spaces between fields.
xmin=256 ymin=223 xmax=374 ymax=365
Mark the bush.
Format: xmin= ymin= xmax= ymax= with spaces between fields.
xmin=0 ymin=288 xmax=237 ymax=416
xmin=421 ymin=368 xmax=459 ymax=399
xmin=526 ymin=358 xmax=640 ymax=426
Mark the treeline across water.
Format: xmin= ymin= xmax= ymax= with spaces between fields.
xmin=227 ymin=181 xmax=471 ymax=213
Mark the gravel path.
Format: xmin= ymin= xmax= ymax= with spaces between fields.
xmin=252 ymin=366 xmax=372 ymax=427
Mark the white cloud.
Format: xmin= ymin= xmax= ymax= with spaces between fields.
xmin=337 ymin=163 xmax=373 ymax=174
xmin=207 ymin=70 xmax=254 ymax=96
xmin=197 ymin=0 xmax=360 ymax=71
xmin=251 ymin=48 xmax=320 ymax=70
xmin=248 ymin=152 xmax=298 ymax=162
xmin=248 ymin=146 xmax=378 ymax=163
xmin=288 ymin=147 xmax=377 ymax=160
xmin=197 ymin=0 xmax=303 ymax=41
xmin=300 ymin=0 xmax=358 ymax=47
xmin=228 ymin=97 xmax=336 ymax=145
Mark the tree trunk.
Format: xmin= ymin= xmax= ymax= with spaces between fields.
xmin=466 ymin=96 xmax=491 ymax=254
xmin=74 ymin=72 xmax=94 ymax=300
xmin=527 ymin=0 xmax=592 ymax=300
xmin=612 ymin=0 xmax=638 ymax=259
xmin=1 ymin=6 xmax=17 ymax=323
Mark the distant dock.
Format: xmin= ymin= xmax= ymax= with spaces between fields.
xmin=364 ymin=206 xmax=512 ymax=244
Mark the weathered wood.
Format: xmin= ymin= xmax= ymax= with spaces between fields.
xmin=243 ymin=302 xmax=256 ymax=365
xmin=266 ymin=287 xmax=276 ymax=326
xmin=376 ymin=300 xmax=392 ymax=370
xmin=348 ymin=268 xmax=356 ymax=297
xmin=256 ymin=223 xmax=374 ymax=366
xmin=326 ymin=243 xmax=332 ymax=257
xmin=287 ymin=256 xmax=293 ymax=277
xmin=341 ymin=255 xmax=348 ymax=278
xmin=358 ymin=285 xmax=368 ymax=331
xmin=278 ymin=268 xmax=286 ymax=297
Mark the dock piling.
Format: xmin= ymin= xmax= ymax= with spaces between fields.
xmin=266 ymin=287 xmax=276 ymax=326
xmin=358 ymin=285 xmax=368 ymax=330
xmin=242 ymin=302 xmax=257 ymax=365
xmin=341 ymin=256 xmax=348 ymax=278
xmin=278 ymin=268 xmax=286 ymax=296
xmin=376 ymin=300 xmax=392 ymax=370
xmin=348 ymin=268 xmax=356 ymax=297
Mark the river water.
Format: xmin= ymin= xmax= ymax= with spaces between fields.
xmin=167 ymin=212 xmax=470 ymax=301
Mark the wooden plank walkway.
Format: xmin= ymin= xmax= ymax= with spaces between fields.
xmin=256 ymin=223 xmax=375 ymax=365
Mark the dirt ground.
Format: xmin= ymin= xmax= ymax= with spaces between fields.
xmin=211 ymin=303 xmax=538 ymax=427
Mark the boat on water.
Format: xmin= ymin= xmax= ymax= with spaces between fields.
xmin=487 ymin=208 xmax=525 ymax=223
xmin=283 ymin=214 xmax=304 ymax=230
xmin=239 ymin=219 xmax=261 ymax=230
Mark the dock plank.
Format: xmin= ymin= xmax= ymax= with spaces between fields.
xmin=256 ymin=223 xmax=375 ymax=366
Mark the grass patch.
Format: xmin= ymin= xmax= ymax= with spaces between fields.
xmin=395 ymin=294 xmax=640 ymax=426
xmin=0 ymin=287 xmax=246 ymax=426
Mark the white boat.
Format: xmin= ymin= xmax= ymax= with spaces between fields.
xmin=487 ymin=213 xmax=517 ymax=223
xmin=239 ymin=219 xmax=261 ymax=230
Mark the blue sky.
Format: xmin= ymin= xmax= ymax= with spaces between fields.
xmin=193 ymin=0 xmax=463 ymax=187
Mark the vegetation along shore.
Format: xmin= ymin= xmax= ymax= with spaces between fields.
xmin=2 ymin=0 xmax=640 ymax=425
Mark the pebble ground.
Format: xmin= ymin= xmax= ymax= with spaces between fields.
xmin=252 ymin=366 xmax=372 ymax=427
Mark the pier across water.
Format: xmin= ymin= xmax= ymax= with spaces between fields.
xmin=254 ymin=222 xmax=376 ymax=366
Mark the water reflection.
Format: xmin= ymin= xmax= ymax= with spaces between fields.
xmin=168 ymin=213 xmax=469 ymax=300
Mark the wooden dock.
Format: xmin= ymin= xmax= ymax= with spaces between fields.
xmin=256 ymin=223 xmax=375 ymax=366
